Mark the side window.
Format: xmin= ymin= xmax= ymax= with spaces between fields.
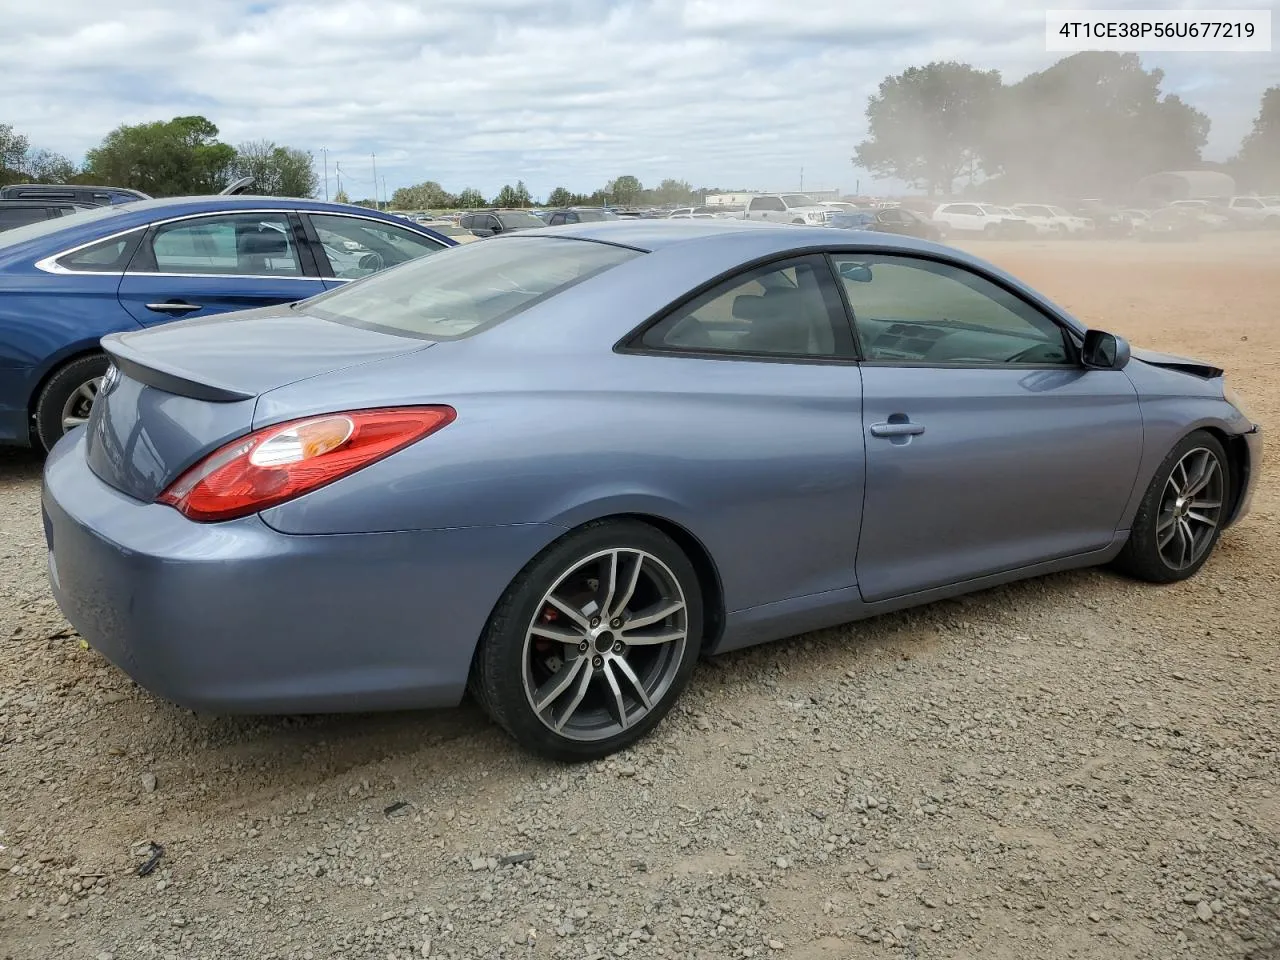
xmin=833 ymin=254 xmax=1071 ymax=366
xmin=459 ymin=214 xmax=474 ymax=228
xmin=565 ymin=212 xmax=580 ymax=224
xmin=148 ymin=214 xmax=301 ymax=276
xmin=309 ymin=214 xmax=445 ymax=280
xmin=548 ymin=212 xmax=564 ymax=226
xmin=639 ymin=256 xmax=850 ymax=359
xmin=0 ymin=207 xmax=48 ymax=229
xmin=55 ymin=229 xmax=145 ymax=272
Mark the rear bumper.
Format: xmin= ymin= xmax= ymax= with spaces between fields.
xmin=41 ymin=432 xmax=561 ymax=714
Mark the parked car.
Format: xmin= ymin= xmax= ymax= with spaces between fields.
xmin=931 ymin=202 xmax=1033 ymax=237
xmin=1073 ymin=200 xmax=1131 ymax=237
xmin=458 ymin=209 xmax=547 ymax=237
xmin=1166 ymin=200 xmax=1230 ymax=231
xmin=41 ymin=219 xmax=1260 ymax=761
xmin=1136 ymin=206 xmax=1204 ymax=242
xmin=544 ymin=207 xmax=620 ymax=225
xmin=1011 ymin=204 xmax=1094 ymax=237
xmin=742 ymin=194 xmax=830 ymax=225
xmin=0 ymin=200 xmax=94 ymax=231
xmin=0 ymin=195 xmax=455 ymax=451
xmin=0 ymin=183 xmax=150 ymax=206
xmin=1223 ymin=196 xmax=1280 ymax=228
xmin=830 ymin=207 xmax=942 ymax=240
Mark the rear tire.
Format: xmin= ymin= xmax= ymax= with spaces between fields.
xmin=1112 ymin=430 xmax=1229 ymax=583
xmin=469 ymin=519 xmax=703 ymax=761
xmin=33 ymin=353 xmax=110 ymax=453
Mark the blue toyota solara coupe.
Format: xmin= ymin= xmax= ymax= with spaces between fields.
xmin=41 ymin=220 xmax=1261 ymax=760
xmin=0 ymin=195 xmax=454 ymax=451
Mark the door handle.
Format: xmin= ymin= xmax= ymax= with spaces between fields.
xmin=870 ymin=421 xmax=925 ymax=438
xmin=145 ymin=301 xmax=201 ymax=314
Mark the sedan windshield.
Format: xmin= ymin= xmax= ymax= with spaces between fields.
xmin=303 ymin=236 xmax=642 ymax=339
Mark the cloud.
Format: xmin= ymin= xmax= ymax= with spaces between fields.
xmin=1 ymin=0 xmax=1274 ymax=199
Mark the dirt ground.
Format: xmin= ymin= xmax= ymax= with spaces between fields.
xmin=1 ymin=234 xmax=1277 ymax=960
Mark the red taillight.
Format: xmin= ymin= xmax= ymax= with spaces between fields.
xmin=157 ymin=406 xmax=456 ymax=522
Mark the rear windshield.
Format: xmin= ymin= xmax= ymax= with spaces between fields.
xmin=303 ymin=236 xmax=642 ymax=339
xmin=0 ymin=203 xmax=126 ymax=250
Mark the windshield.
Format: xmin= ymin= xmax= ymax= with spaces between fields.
xmin=0 ymin=203 xmax=126 ymax=250
xmin=497 ymin=211 xmax=547 ymax=229
xmin=979 ymin=204 xmax=1007 ymax=215
xmin=303 ymin=236 xmax=642 ymax=339
xmin=572 ymin=209 xmax=619 ymax=221
xmin=782 ymin=194 xmax=817 ymax=207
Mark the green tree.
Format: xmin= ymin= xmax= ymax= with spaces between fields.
xmin=84 ymin=115 xmax=236 ymax=196
xmin=231 ymin=140 xmax=318 ymax=197
xmin=1233 ymin=86 xmax=1280 ymax=192
xmin=607 ymin=174 xmax=642 ymax=205
xmin=391 ymin=180 xmax=457 ymax=209
xmin=0 ymin=123 xmax=31 ymax=186
xmin=652 ymin=178 xmax=695 ymax=205
xmin=334 ymin=187 xmax=350 ymax=204
xmin=984 ymin=52 xmax=1209 ymax=198
xmin=23 ymin=149 xmax=78 ymax=183
xmin=854 ymin=62 xmax=1003 ymax=196
xmin=457 ymin=187 xmax=486 ymax=208
xmin=546 ymin=186 xmax=573 ymax=207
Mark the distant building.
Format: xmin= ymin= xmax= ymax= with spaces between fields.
xmin=1133 ymin=170 xmax=1236 ymax=203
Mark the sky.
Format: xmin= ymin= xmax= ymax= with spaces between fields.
xmin=1 ymin=0 xmax=1275 ymax=201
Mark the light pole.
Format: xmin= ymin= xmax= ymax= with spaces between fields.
xmin=321 ymin=148 xmax=329 ymax=201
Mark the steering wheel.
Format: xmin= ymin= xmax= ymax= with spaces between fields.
xmin=357 ymin=251 xmax=385 ymax=273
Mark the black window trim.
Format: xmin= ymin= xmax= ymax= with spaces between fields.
xmin=616 ymin=251 xmax=860 ymax=366
xmin=825 ymin=250 xmax=1086 ymax=370
xmin=299 ymin=210 xmax=448 ymax=280
xmin=127 ymin=210 xmax=319 ymax=280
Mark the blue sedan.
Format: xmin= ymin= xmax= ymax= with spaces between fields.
xmin=1 ymin=196 xmax=454 ymax=451
xmin=41 ymin=220 xmax=1262 ymax=760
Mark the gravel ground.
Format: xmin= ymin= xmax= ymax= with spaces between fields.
xmin=2 ymin=235 xmax=1277 ymax=960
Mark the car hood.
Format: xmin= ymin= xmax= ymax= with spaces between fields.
xmin=1130 ymin=346 xmax=1222 ymax=379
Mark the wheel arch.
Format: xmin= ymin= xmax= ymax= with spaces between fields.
xmin=1201 ymin=425 xmax=1253 ymax=527
xmin=26 ymin=343 xmax=109 ymax=431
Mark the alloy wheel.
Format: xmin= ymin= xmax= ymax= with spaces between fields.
xmin=1157 ymin=446 xmax=1225 ymax=571
xmin=60 ymin=376 xmax=104 ymax=433
xmin=521 ymin=548 xmax=688 ymax=742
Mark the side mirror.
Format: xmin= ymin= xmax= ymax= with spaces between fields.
xmin=838 ymin=261 xmax=873 ymax=283
xmin=1082 ymin=329 xmax=1130 ymax=370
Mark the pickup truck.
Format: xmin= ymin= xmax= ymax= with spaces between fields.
xmin=741 ymin=194 xmax=832 ymax=225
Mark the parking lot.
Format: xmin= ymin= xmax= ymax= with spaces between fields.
xmin=1 ymin=234 xmax=1277 ymax=959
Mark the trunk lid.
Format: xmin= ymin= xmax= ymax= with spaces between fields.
xmin=86 ymin=305 xmax=431 ymax=501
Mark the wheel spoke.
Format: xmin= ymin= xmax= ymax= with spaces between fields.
xmin=533 ymin=654 xmax=587 ymax=713
xmin=1186 ymin=456 xmax=1218 ymax=496
xmin=622 ymin=599 xmax=684 ymax=631
xmin=61 ymin=414 xmax=89 ymax=431
xmin=1178 ymin=519 xmax=1194 ymax=566
xmin=609 ymin=553 xmax=644 ymax=621
xmin=552 ymin=659 xmax=595 ymax=732
xmin=601 ymin=660 xmax=630 ymax=730
xmin=1188 ymin=498 xmax=1221 ymax=510
xmin=545 ymin=594 xmax=590 ymax=631
xmin=596 ymin=551 xmax=620 ymax=625
xmin=1156 ymin=511 xmax=1177 ymax=533
xmin=610 ymin=656 xmax=653 ymax=710
xmin=1186 ymin=510 xmax=1217 ymax=528
xmin=1157 ymin=521 xmax=1179 ymax=551
xmin=529 ymin=621 xmax=587 ymax=644
xmin=621 ymin=629 xmax=685 ymax=647
xmin=76 ymin=381 xmax=99 ymax=404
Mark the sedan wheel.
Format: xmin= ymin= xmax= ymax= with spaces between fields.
xmin=471 ymin=520 xmax=702 ymax=760
xmin=33 ymin=353 xmax=111 ymax=453
xmin=1114 ymin=430 xmax=1229 ymax=583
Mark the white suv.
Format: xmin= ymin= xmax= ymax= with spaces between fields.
xmin=932 ymin=202 xmax=1034 ymax=237
xmin=743 ymin=194 xmax=831 ymax=225
xmin=1011 ymin=203 xmax=1094 ymax=236
xmin=1225 ymin=196 xmax=1280 ymax=228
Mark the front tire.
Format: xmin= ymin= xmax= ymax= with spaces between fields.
xmin=1113 ymin=430 xmax=1229 ymax=583
xmin=470 ymin=520 xmax=703 ymax=761
xmin=33 ymin=353 xmax=110 ymax=453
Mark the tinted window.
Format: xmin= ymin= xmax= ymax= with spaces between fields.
xmin=55 ymin=229 xmax=145 ymax=272
xmin=833 ymin=254 xmax=1070 ymax=366
xmin=641 ymin=256 xmax=847 ymax=358
xmin=572 ymin=209 xmax=618 ymax=222
xmin=459 ymin=214 xmax=474 ymax=228
xmin=497 ymin=211 xmax=545 ymax=229
xmin=310 ymin=214 xmax=445 ymax=280
xmin=149 ymin=213 xmax=301 ymax=276
xmin=548 ymin=212 xmax=566 ymax=225
xmin=0 ymin=203 xmax=127 ymax=250
xmin=304 ymin=236 xmax=641 ymax=340
xmin=0 ymin=207 xmax=50 ymax=229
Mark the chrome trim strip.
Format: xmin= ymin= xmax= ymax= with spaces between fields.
xmin=32 ymin=208 xmax=445 ymax=278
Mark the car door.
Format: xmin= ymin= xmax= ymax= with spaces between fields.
xmin=117 ymin=211 xmax=323 ymax=325
xmin=631 ymin=254 xmax=865 ymax=628
xmin=301 ymin=212 xmax=449 ymax=288
xmin=832 ymin=252 xmax=1143 ymax=603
